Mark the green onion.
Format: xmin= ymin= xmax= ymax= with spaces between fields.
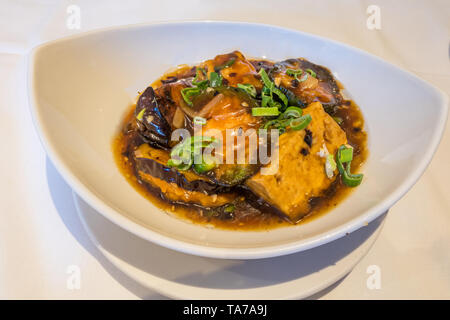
xmin=272 ymin=87 xmax=288 ymax=107
xmin=136 ymin=108 xmax=145 ymax=121
xmin=286 ymin=68 xmax=303 ymax=80
xmin=193 ymin=116 xmax=206 ymax=125
xmin=261 ymin=86 xmax=271 ymax=108
xmin=263 ymin=119 xmax=279 ymax=130
xmin=192 ymin=68 xmax=209 ymax=89
xmin=289 ymin=114 xmax=312 ymax=131
xmin=193 ymin=155 xmax=217 ymax=173
xmin=214 ymin=58 xmax=236 ymax=71
xmin=336 ymin=145 xmax=363 ymax=187
xmin=181 ymin=87 xmax=202 ymax=106
xmin=259 ymin=68 xmax=274 ymax=90
xmin=209 ymin=72 xmax=222 ymax=87
xmin=306 ymin=68 xmax=317 ymax=78
xmin=223 ymin=204 xmax=235 ymax=213
xmin=169 ymin=147 xmax=192 ymax=171
xmin=192 ymin=67 xmax=205 ymax=83
xmin=339 ymin=147 xmax=353 ymax=163
xmin=333 ymin=116 xmax=343 ymax=125
xmin=252 ymin=107 xmax=280 ymax=117
xmin=168 ymin=136 xmax=217 ymax=171
xmin=263 ymin=106 xmax=309 ymax=132
xmin=258 ymin=68 xmax=288 ymax=107
xmin=299 ymin=73 xmax=308 ymax=82
xmin=237 ymin=83 xmax=257 ymax=97
xmin=280 ymin=106 xmax=303 ymax=119
xmin=167 ymin=158 xmax=181 ymax=167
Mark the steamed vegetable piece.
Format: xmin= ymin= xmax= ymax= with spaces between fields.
xmin=245 ymin=102 xmax=347 ymax=222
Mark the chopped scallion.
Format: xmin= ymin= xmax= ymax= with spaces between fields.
xmin=280 ymin=106 xmax=303 ymax=119
xmin=258 ymin=68 xmax=288 ymax=107
xmin=181 ymin=87 xmax=202 ymax=106
xmin=339 ymin=147 xmax=353 ymax=163
xmin=286 ymin=68 xmax=303 ymax=80
xmin=209 ymin=72 xmax=222 ymax=87
xmin=336 ymin=145 xmax=363 ymax=187
xmin=252 ymin=107 xmax=280 ymax=117
xmin=237 ymin=83 xmax=257 ymax=97
xmin=306 ymin=68 xmax=317 ymax=78
xmin=289 ymin=114 xmax=312 ymax=131
xmin=193 ymin=155 xmax=217 ymax=173
xmin=193 ymin=116 xmax=207 ymax=125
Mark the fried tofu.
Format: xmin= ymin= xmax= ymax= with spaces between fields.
xmin=245 ymin=102 xmax=347 ymax=222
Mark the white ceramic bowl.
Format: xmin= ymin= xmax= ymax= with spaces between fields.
xmin=28 ymin=21 xmax=448 ymax=259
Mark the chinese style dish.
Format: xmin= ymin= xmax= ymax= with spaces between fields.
xmin=113 ymin=51 xmax=367 ymax=230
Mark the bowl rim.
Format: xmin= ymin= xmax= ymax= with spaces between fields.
xmin=27 ymin=20 xmax=449 ymax=259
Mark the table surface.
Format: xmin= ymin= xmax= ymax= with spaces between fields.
xmin=0 ymin=0 xmax=449 ymax=299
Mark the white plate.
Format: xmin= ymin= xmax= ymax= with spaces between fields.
xmin=29 ymin=21 xmax=448 ymax=259
xmin=74 ymin=192 xmax=386 ymax=299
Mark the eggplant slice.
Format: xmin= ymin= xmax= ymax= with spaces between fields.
xmin=134 ymin=144 xmax=232 ymax=195
xmin=135 ymin=79 xmax=191 ymax=149
xmin=132 ymin=143 xmax=237 ymax=208
xmin=135 ymin=86 xmax=173 ymax=149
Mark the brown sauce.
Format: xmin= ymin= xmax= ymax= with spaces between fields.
xmin=113 ymin=58 xmax=368 ymax=231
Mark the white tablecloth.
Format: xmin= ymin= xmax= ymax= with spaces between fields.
xmin=0 ymin=0 xmax=449 ymax=299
